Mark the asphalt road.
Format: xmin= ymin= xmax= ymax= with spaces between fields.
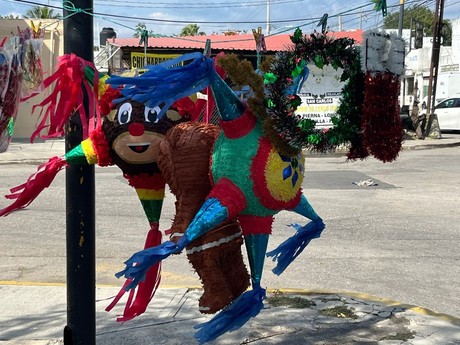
xmin=0 ymin=145 xmax=459 ymax=319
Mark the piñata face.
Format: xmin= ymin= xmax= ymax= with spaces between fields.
xmin=102 ymin=100 xmax=183 ymax=175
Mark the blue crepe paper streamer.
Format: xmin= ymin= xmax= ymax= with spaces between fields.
xmin=115 ymin=197 xmax=228 ymax=291
xmin=193 ymin=286 xmax=266 ymax=344
xmin=116 ymin=236 xmax=189 ymax=291
xmin=287 ymin=65 xmax=309 ymax=95
xmin=107 ymin=52 xmax=215 ymax=120
xmin=266 ymin=219 xmax=325 ymax=276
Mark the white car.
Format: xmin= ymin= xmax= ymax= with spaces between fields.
xmin=434 ymin=97 xmax=460 ymax=131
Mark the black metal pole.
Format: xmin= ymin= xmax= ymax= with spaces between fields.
xmin=63 ymin=1 xmax=96 ymax=344
xmin=398 ymin=0 xmax=405 ymax=37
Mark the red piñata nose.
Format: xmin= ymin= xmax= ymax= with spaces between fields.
xmin=129 ymin=122 xmax=145 ymax=136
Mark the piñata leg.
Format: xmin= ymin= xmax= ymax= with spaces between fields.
xmin=267 ymin=193 xmax=325 ymax=275
xmin=193 ymin=217 xmax=271 ymax=344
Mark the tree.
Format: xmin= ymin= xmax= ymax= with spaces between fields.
xmin=180 ymin=24 xmax=205 ymax=37
xmin=383 ymin=5 xmax=451 ymax=46
xmin=0 ymin=14 xmax=20 ymax=19
xmin=23 ymin=6 xmax=62 ymax=19
xmin=133 ymin=23 xmax=155 ymax=39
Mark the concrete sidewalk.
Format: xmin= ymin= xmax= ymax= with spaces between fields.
xmin=0 ymin=284 xmax=459 ymax=345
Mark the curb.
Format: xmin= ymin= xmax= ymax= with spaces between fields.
xmin=1 ymin=281 xmax=459 ymax=326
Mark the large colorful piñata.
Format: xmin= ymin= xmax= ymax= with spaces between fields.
xmin=0 ymin=27 xmax=405 ymax=343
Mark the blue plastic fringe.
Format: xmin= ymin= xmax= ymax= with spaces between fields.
xmin=107 ymin=52 xmax=215 ymax=120
xmin=193 ymin=286 xmax=266 ymax=344
xmin=266 ymin=219 xmax=325 ymax=276
xmin=116 ymin=237 xmax=189 ymax=291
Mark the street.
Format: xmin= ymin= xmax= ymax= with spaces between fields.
xmin=0 ymin=145 xmax=459 ymax=319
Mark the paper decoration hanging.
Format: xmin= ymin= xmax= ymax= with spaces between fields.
xmin=1 ymin=26 xmax=407 ymax=344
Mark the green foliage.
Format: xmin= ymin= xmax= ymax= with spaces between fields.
xmin=267 ymin=295 xmax=316 ymax=308
xmin=0 ymin=14 xmax=20 ymax=19
xmin=180 ymin=24 xmax=204 ymax=37
xmin=383 ymin=5 xmax=452 ymax=45
xmin=319 ymin=306 xmax=358 ymax=319
xmin=133 ymin=23 xmax=155 ymax=39
xmin=23 ymin=6 xmax=61 ymax=19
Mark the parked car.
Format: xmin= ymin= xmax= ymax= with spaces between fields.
xmin=433 ymin=97 xmax=460 ymax=131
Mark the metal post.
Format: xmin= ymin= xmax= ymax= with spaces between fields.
xmin=398 ymin=0 xmax=405 ymax=37
xmin=266 ymin=0 xmax=270 ymax=35
xmin=424 ymin=0 xmax=445 ymax=137
xmin=63 ymin=1 xmax=96 ymax=344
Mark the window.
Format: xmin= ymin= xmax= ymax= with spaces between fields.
xmin=407 ymin=78 xmax=414 ymax=95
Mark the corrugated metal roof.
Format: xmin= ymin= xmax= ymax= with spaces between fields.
xmin=109 ymin=30 xmax=364 ymax=51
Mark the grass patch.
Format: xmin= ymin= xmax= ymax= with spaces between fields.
xmin=319 ymin=305 xmax=358 ymax=319
xmin=267 ymin=295 xmax=316 ymax=308
xmin=380 ymin=331 xmax=415 ymax=341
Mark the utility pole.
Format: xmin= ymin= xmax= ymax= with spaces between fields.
xmin=63 ymin=1 xmax=96 ymax=344
xmin=398 ymin=0 xmax=405 ymax=110
xmin=266 ymin=0 xmax=270 ymax=35
xmin=424 ymin=0 xmax=445 ymax=137
xmin=398 ymin=0 xmax=405 ymax=37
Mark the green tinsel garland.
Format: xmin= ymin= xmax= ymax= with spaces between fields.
xmin=264 ymin=28 xmax=364 ymax=156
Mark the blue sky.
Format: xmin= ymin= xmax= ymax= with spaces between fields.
xmin=1 ymin=0 xmax=460 ymax=39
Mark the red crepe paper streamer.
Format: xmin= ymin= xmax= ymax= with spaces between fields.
xmin=124 ymin=173 xmax=166 ymax=190
xmin=89 ymin=127 xmax=112 ymax=167
xmin=98 ymin=86 xmax=121 ymax=116
xmin=105 ymin=224 xmax=162 ymax=322
xmin=361 ymin=72 xmax=403 ymax=163
xmin=30 ymin=53 xmax=99 ymax=142
xmin=171 ymin=96 xmax=206 ymax=121
xmin=0 ymin=156 xmax=68 ymax=217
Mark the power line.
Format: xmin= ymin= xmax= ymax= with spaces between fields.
xmin=4 ymin=0 xmax=450 ymax=33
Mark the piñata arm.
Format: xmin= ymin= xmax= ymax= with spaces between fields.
xmin=0 ymin=129 xmax=111 ymax=217
xmin=116 ymin=177 xmax=247 ymax=292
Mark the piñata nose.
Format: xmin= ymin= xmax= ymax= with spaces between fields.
xmin=129 ymin=122 xmax=145 ymax=136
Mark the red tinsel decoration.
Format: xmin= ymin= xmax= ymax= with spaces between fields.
xmin=361 ymin=72 xmax=403 ymax=162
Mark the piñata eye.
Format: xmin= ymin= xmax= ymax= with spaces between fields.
xmin=118 ymin=103 xmax=132 ymax=124
xmin=144 ymin=106 xmax=161 ymax=123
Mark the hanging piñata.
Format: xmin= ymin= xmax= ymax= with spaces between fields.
xmin=1 ymin=26 xmax=405 ymax=344
xmin=0 ymin=52 xmax=250 ymax=323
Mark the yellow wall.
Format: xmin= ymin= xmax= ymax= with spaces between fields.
xmin=0 ymin=19 xmax=63 ymax=139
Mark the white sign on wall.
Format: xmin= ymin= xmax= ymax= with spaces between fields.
xmin=295 ymin=64 xmax=344 ymax=128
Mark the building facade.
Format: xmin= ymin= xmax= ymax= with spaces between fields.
xmin=0 ymin=19 xmax=64 ymax=139
xmin=401 ymin=18 xmax=460 ymax=113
